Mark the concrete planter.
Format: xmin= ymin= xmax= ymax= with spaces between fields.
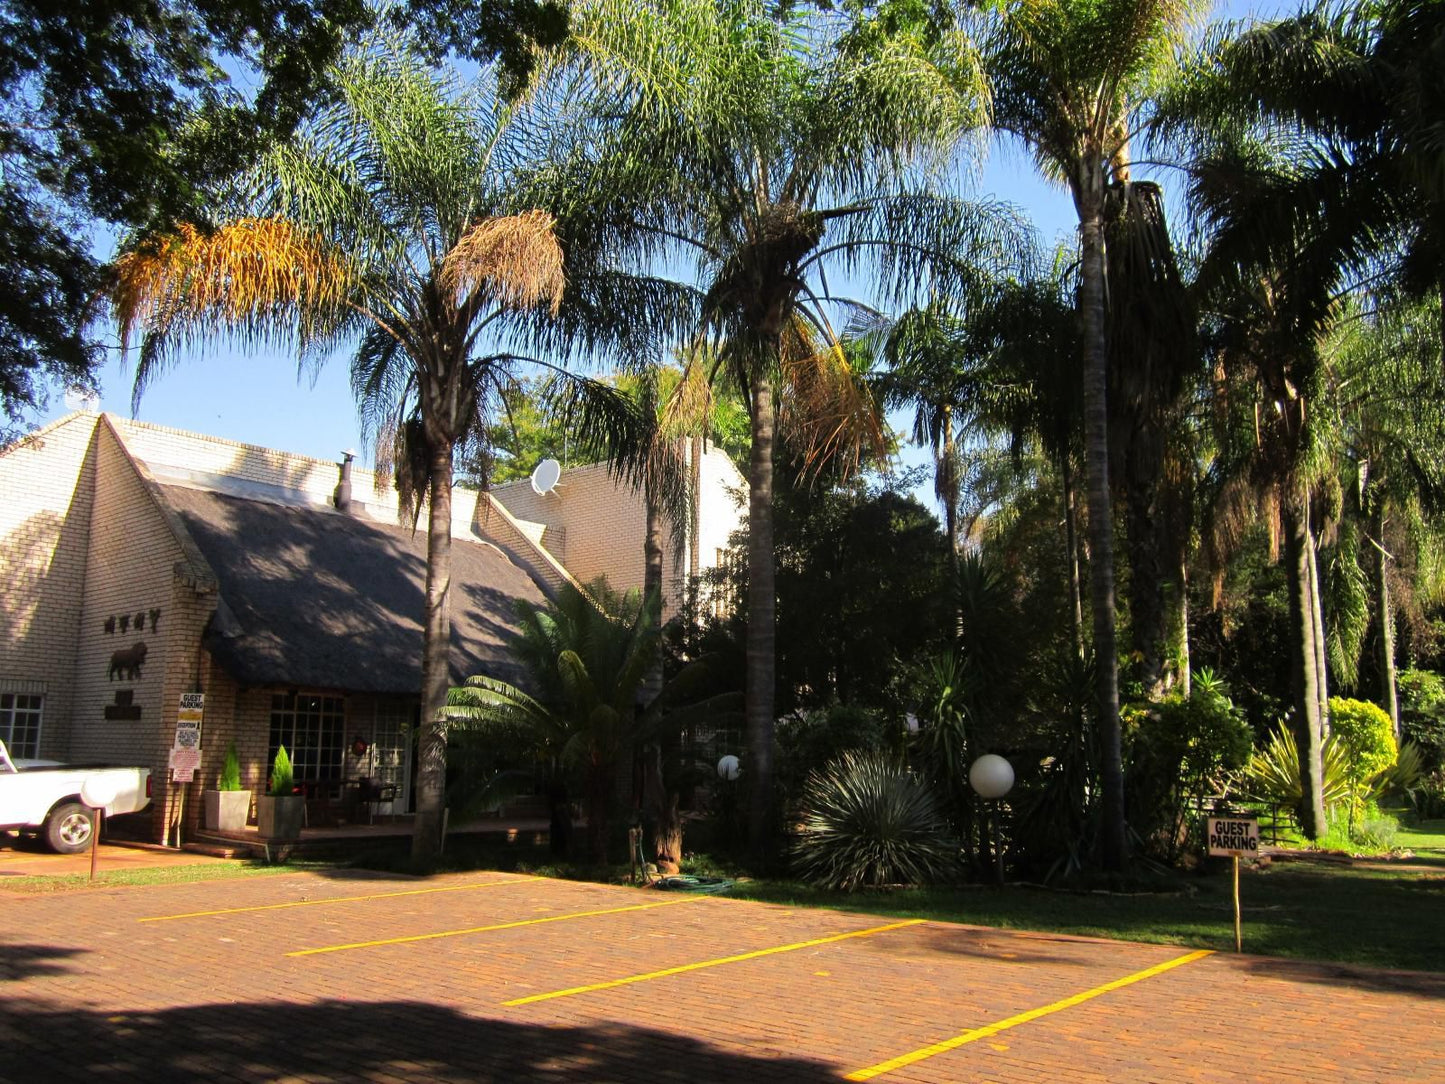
xmin=203 ymin=789 xmax=252 ymax=832
xmin=255 ymin=794 xmax=305 ymax=839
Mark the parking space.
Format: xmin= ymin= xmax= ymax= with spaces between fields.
xmin=3 ymin=868 xmax=1443 ymax=1081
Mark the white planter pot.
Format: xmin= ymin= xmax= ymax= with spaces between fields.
xmin=203 ymin=789 xmax=252 ymax=831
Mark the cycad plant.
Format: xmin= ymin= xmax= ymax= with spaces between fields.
xmin=792 ymin=751 xmax=957 ymax=891
xmin=449 ymin=582 xmax=738 ymax=864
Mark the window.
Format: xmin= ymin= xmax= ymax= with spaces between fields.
xmin=1 ymin=693 xmax=43 ymax=759
xmin=268 ymin=692 xmax=346 ymax=790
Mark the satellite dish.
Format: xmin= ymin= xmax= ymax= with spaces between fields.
xmin=530 ymin=458 xmax=562 ymax=495
xmin=63 ymin=388 xmax=99 ymax=413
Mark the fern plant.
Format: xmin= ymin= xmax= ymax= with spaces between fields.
xmin=791 ymin=751 xmax=957 ymax=891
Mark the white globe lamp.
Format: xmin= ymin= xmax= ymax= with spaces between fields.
xmin=717 ymin=754 xmax=740 ymax=781
xmin=969 ymin=754 xmax=1014 ymax=800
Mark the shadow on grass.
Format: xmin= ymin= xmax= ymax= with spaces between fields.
xmin=0 ymin=998 xmax=841 ymax=1082
xmin=0 ymin=944 xmax=86 ymax=982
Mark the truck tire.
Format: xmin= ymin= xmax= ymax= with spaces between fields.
xmin=44 ymin=802 xmax=96 ymax=854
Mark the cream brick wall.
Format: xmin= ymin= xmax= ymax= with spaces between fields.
xmin=0 ymin=412 xmax=102 ymax=757
xmin=493 ymin=460 xmax=650 ymax=596
xmin=490 ymin=445 xmax=746 ymax=618
xmin=69 ymin=421 xmax=220 ymax=843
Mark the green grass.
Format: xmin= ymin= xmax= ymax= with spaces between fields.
xmin=722 ymin=858 xmax=1445 ymax=973
xmin=1399 ymin=818 xmax=1445 ymax=851
xmin=0 ymin=858 xmax=329 ymax=894
xmin=338 ymin=837 xmax=1445 ymax=973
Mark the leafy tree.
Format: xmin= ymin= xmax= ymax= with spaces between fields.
xmin=0 ymin=0 xmax=374 ymax=434
xmin=448 ymin=582 xmax=737 ymax=863
xmin=108 ymin=42 xmax=656 ymax=860
xmin=556 ymin=0 xmax=1022 ymax=851
xmin=973 ymin=0 xmax=1206 ymax=868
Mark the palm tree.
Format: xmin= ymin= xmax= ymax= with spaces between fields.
xmin=108 ymin=41 xmax=653 ymax=860
xmin=1164 ymin=1 xmax=1445 ymax=370
xmin=975 ymin=0 xmax=1206 ymax=869
xmin=448 ymin=581 xmax=737 ymax=863
xmin=1326 ymin=301 xmax=1445 ymax=736
xmin=554 ymin=0 xmax=1024 ymax=850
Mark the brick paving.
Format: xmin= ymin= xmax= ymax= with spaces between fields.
xmin=1 ymin=869 xmax=1442 ymax=1082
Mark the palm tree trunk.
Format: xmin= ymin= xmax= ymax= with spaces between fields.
xmin=1172 ymin=558 xmax=1190 ymax=698
xmin=1283 ymin=494 xmax=1327 ymax=838
xmin=1078 ymin=208 xmax=1128 ymax=872
xmin=745 ymin=374 xmax=777 ymax=853
xmin=1308 ymin=520 xmax=1331 ymax=733
xmin=641 ymin=478 xmax=682 ymax=872
xmin=1371 ymin=505 xmax=1400 ymax=738
xmin=1124 ymin=454 xmax=1168 ymax=699
xmin=412 ymin=438 xmax=455 ymax=861
xmin=1061 ymin=451 xmax=1085 ymax=661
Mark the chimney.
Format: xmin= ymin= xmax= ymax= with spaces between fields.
xmin=334 ymin=451 xmax=355 ymax=512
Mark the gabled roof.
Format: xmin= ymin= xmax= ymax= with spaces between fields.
xmin=159 ymin=484 xmax=543 ymax=694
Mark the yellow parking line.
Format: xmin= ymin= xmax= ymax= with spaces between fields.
xmin=139 ymin=877 xmax=534 ymax=922
xmin=845 ymin=948 xmax=1215 ymax=1080
xmin=287 ymin=895 xmax=707 ymax=957
xmin=503 ymin=918 xmax=926 ymax=1007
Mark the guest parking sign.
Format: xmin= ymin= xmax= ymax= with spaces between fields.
xmin=1207 ymin=817 xmax=1259 ymax=857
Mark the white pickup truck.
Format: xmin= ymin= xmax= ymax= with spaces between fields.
xmin=0 ymin=739 xmax=153 ymax=853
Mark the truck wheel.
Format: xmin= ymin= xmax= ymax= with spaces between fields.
xmin=44 ymin=802 xmax=96 ymax=854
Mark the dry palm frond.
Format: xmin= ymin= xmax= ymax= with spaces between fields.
xmin=778 ymin=320 xmax=888 ymax=482
xmin=440 ymin=210 xmax=565 ymax=314
xmin=660 ymin=347 xmax=715 ymax=439
xmin=112 ymin=218 xmax=353 ymax=351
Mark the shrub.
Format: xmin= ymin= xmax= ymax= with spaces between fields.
xmin=791 ymin=751 xmax=957 ymax=891
xmin=1329 ymin=698 xmax=1398 ymax=780
xmin=1125 ymin=677 xmax=1252 ymax=861
xmin=776 ymin=703 xmax=893 ymax=801
xmin=269 ymin=745 xmax=295 ymax=797
xmin=1398 ymin=669 xmax=1445 ymax=768
xmin=219 ymin=741 xmax=242 ymax=791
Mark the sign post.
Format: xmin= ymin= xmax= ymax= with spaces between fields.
xmin=170 ymin=692 xmax=205 ymax=847
xmin=1207 ymin=816 xmax=1260 ymax=952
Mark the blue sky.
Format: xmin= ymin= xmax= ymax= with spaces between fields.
xmin=43 ymin=0 xmax=1294 ymax=502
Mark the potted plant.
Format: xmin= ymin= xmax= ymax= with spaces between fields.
xmin=203 ymin=741 xmax=252 ymax=831
xmin=255 ymin=745 xmax=305 ymax=839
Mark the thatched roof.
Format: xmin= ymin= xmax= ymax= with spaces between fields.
xmin=160 ymin=484 xmax=543 ymax=694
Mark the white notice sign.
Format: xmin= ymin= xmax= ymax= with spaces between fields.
xmin=1207 ymin=817 xmax=1260 ymax=857
xmin=174 ymin=692 xmax=204 ymax=749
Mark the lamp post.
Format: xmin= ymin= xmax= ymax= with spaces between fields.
xmin=79 ymin=775 xmax=119 ymax=882
xmin=969 ymin=754 xmax=1014 ymax=885
xmin=716 ymin=755 xmax=740 ymax=847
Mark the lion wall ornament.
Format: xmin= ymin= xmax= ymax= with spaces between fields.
xmin=108 ymin=642 xmax=148 ymax=681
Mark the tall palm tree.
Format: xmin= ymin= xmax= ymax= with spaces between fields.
xmin=555 ymin=0 xmax=1024 ymax=849
xmin=109 ymin=42 xmax=655 ymax=860
xmin=975 ymin=0 xmax=1206 ymax=869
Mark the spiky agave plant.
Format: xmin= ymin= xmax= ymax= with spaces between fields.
xmin=792 ymin=751 xmax=957 ymax=891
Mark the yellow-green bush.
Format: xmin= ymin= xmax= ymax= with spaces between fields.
xmin=1328 ymin=698 xmax=1398 ymax=789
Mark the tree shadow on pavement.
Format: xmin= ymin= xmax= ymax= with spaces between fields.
xmin=0 ymin=943 xmax=86 ymax=982
xmin=0 ymin=998 xmax=844 ymax=1083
